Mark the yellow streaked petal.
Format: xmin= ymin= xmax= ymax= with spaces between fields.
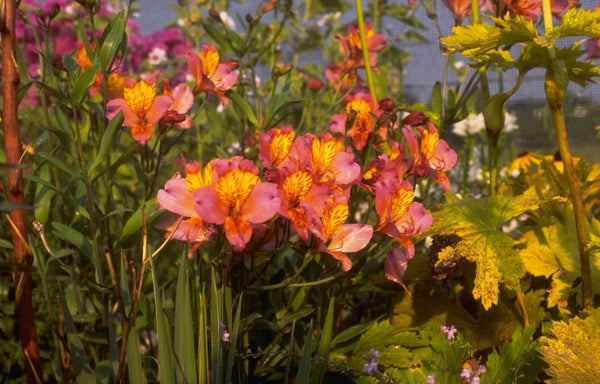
xmin=269 ymin=129 xmax=295 ymax=167
xmin=215 ymin=168 xmax=259 ymax=214
xmin=200 ymin=47 xmax=220 ymax=78
xmin=282 ymin=170 xmax=313 ymax=205
xmin=321 ymin=204 xmax=349 ymax=241
xmin=390 ymin=187 xmax=413 ymax=223
xmin=123 ymin=80 xmax=156 ymax=117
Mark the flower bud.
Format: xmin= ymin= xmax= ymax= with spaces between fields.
xmin=272 ymin=62 xmax=293 ymax=78
xmin=49 ymin=3 xmax=61 ymax=20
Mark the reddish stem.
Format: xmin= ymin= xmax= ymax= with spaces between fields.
xmin=1 ymin=1 xmax=44 ymax=382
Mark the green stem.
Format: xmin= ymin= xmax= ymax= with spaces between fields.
xmin=471 ymin=0 xmax=480 ymax=24
xmin=354 ymin=0 xmax=377 ymax=101
xmin=542 ymin=0 xmax=590 ymax=310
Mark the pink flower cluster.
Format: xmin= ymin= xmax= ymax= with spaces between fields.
xmin=157 ymin=112 xmax=457 ymax=286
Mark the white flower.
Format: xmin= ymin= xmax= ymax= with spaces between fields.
xmin=219 ymin=11 xmax=237 ymax=31
xmin=317 ymin=11 xmax=342 ymax=27
xmin=454 ymin=60 xmax=466 ymax=71
xmin=453 ymin=111 xmax=519 ymax=136
xmin=148 ymin=47 xmax=167 ymax=66
xmin=177 ymin=18 xmax=187 ymax=27
xmin=504 ymin=112 xmax=519 ymax=132
xmin=452 ymin=113 xmax=485 ymax=137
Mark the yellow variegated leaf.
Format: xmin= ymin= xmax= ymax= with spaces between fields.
xmin=471 ymin=241 xmax=501 ymax=310
xmin=548 ymin=8 xmax=600 ymax=40
xmin=547 ymin=273 xmax=574 ymax=314
xmin=539 ymin=311 xmax=600 ymax=384
xmin=519 ymin=241 xmax=560 ymax=277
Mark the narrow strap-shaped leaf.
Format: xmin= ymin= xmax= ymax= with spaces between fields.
xmin=88 ymin=112 xmax=123 ymax=175
xmin=295 ymin=322 xmax=313 ymax=384
xmin=126 ymin=325 xmax=147 ymax=384
xmin=61 ymin=291 xmax=95 ymax=383
xmin=225 ymin=293 xmax=243 ymax=381
xmin=175 ymin=254 xmax=197 ymax=384
xmin=310 ymin=297 xmax=335 ymax=384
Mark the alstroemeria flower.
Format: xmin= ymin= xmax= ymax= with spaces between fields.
xmin=194 ymin=157 xmax=280 ymax=251
xmin=309 ymin=200 xmax=373 ymax=271
xmin=186 ymin=45 xmax=239 ymax=105
xmin=258 ymin=125 xmax=296 ymax=169
xmin=162 ymin=81 xmax=194 ymax=129
xmin=157 ymin=161 xmax=216 ymax=257
xmin=74 ymin=43 xmax=103 ymax=98
xmin=362 ymin=141 xmax=410 ymax=194
xmin=442 ymin=0 xmax=474 ymax=24
xmin=277 ymin=165 xmax=336 ymax=241
xmin=106 ymin=77 xmax=173 ymax=145
xmin=290 ymin=133 xmax=361 ymax=189
xmin=330 ymin=92 xmax=378 ymax=151
xmin=337 ymin=22 xmax=387 ymax=70
xmin=375 ymin=179 xmax=433 ymax=256
xmin=403 ymin=123 xmax=457 ymax=190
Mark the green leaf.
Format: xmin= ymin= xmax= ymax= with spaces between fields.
xmin=126 ymin=326 xmax=147 ymax=384
xmin=71 ymin=65 xmax=98 ymax=106
xmin=50 ymin=222 xmax=94 ymax=258
xmin=429 ymin=188 xmax=543 ymax=309
xmin=97 ymin=11 xmax=126 ymax=70
xmin=61 ymin=291 xmax=95 ymax=383
xmin=295 ymin=322 xmax=313 ymax=384
xmin=174 ymin=254 xmax=197 ymax=384
xmin=37 ymin=151 xmax=81 ymax=180
xmin=482 ymin=326 xmax=543 ymax=384
xmin=331 ymin=320 xmax=377 ymax=349
xmin=88 ymin=112 xmax=123 ymax=175
xmin=311 ymin=297 xmax=334 ymax=384
xmin=152 ymin=268 xmax=176 ymax=384
xmin=441 ymin=14 xmax=537 ymax=59
xmin=548 ymin=8 xmax=600 ymax=40
xmin=119 ymin=199 xmax=161 ymax=239
xmin=228 ymin=91 xmax=260 ymax=127
xmin=349 ymin=321 xmax=426 ymax=370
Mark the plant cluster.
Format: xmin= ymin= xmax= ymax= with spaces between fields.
xmin=1 ymin=0 xmax=600 ymax=383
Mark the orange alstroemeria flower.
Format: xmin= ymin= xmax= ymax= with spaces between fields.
xmin=193 ymin=157 xmax=280 ymax=251
xmin=185 ymin=45 xmax=239 ymax=105
xmin=258 ymin=126 xmax=296 ymax=169
xmin=106 ymin=78 xmax=173 ymax=145
xmin=157 ymin=161 xmax=217 ymax=257
xmin=290 ymin=133 xmax=361 ymax=189
xmin=310 ymin=200 xmax=373 ymax=271
xmin=330 ymin=92 xmax=378 ymax=151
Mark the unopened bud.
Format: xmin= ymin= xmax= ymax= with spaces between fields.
xmin=272 ymin=62 xmax=293 ymax=78
xmin=208 ymin=8 xmax=220 ymax=21
xmin=49 ymin=3 xmax=61 ymax=20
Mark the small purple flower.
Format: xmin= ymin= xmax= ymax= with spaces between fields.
xmin=427 ymin=373 xmax=435 ymax=383
xmin=440 ymin=325 xmax=458 ymax=341
xmin=460 ymin=366 xmax=472 ymax=379
xmin=220 ymin=322 xmax=230 ymax=343
xmin=477 ymin=365 xmax=487 ymax=375
xmin=363 ymin=348 xmax=380 ymax=374
xmin=471 ymin=376 xmax=480 ymax=384
xmin=363 ymin=359 xmax=378 ymax=374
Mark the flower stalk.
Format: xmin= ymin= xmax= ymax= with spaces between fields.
xmin=355 ymin=0 xmax=378 ymax=101
xmin=542 ymin=0 xmax=592 ymax=310
xmin=1 ymin=0 xmax=44 ymax=381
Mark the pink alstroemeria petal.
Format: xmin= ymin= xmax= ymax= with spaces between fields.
xmin=384 ymin=247 xmax=411 ymax=292
xmin=242 ymin=183 xmax=280 ymax=224
xmin=194 ymin=187 xmax=227 ymax=224
xmin=327 ymin=223 xmax=373 ymax=253
xmin=157 ymin=176 xmax=196 ymax=217
xmin=146 ymin=95 xmax=173 ymax=125
xmin=326 ymin=250 xmax=353 ymax=272
xmin=106 ymin=99 xmax=137 ymax=127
